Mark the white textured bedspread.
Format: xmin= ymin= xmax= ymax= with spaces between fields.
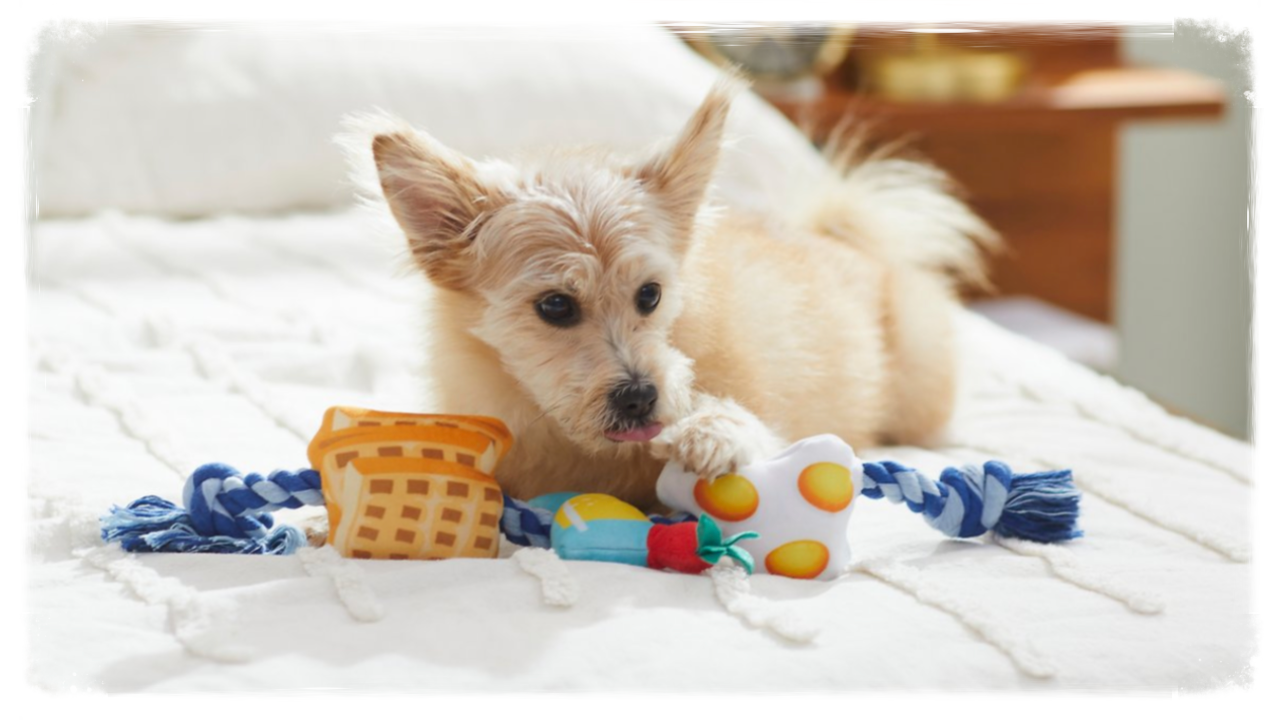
xmin=27 ymin=209 xmax=1254 ymax=692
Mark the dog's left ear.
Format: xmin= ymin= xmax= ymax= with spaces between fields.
xmin=636 ymin=76 xmax=740 ymax=247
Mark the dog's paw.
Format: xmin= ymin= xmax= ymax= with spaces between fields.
xmin=652 ymin=400 xmax=781 ymax=479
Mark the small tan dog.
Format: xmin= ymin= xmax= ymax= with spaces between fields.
xmin=363 ymin=78 xmax=994 ymax=510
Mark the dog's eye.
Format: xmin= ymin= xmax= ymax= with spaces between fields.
xmin=535 ymin=293 xmax=580 ymax=327
xmin=636 ymin=283 xmax=661 ymax=315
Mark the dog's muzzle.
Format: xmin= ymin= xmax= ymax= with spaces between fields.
xmin=603 ymin=379 xmax=663 ymax=442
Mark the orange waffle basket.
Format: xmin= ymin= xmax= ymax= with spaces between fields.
xmin=307 ymin=407 xmax=513 ymax=560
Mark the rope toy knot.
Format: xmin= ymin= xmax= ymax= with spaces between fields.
xmin=100 ymin=463 xmax=324 ymax=555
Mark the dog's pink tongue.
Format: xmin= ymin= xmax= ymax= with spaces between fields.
xmin=604 ymin=423 xmax=664 ymax=443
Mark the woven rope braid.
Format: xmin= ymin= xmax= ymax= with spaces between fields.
xmin=501 ymin=495 xmax=556 ymax=549
xmin=183 ymin=463 xmax=325 ymax=538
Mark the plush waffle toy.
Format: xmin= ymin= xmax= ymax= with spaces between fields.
xmin=306 ymin=407 xmax=513 ymax=560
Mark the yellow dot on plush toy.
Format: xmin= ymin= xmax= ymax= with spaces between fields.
xmin=797 ymin=462 xmax=854 ymax=512
xmin=765 ymin=540 xmax=830 ymax=579
xmin=693 ymin=474 xmax=759 ymax=522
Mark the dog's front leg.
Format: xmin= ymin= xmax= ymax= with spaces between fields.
xmin=650 ymin=393 xmax=785 ymax=479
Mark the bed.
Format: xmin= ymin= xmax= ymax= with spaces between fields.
xmin=26 ymin=23 xmax=1254 ymax=692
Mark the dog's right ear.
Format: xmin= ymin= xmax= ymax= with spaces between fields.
xmin=372 ymin=131 xmax=502 ymax=290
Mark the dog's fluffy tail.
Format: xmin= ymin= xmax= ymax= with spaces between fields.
xmin=790 ymin=129 xmax=1000 ymax=291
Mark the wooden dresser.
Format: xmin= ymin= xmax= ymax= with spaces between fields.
xmin=696 ymin=25 xmax=1227 ymax=323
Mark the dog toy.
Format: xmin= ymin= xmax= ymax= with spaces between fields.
xmin=655 ymin=434 xmax=1081 ymax=580
xmin=308 ymin=407 xmax=512 ymax=559
xmin=101 ymin=407 xmax=1081 ymax=582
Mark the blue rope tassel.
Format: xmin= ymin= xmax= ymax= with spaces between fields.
xmin=100 ymin=463 xmax=324 ymax=555
xmin=859 ymin=460 xmax=1082 ymax=543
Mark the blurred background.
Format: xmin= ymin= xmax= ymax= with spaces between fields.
xmin=676 ymin=21 xmax=1251 ymax=438
xmin=28 ymin=21 xmax=1253 ymax=439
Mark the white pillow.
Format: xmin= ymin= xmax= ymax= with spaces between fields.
xmin=31 ymin=23 xmax=827 ymax=218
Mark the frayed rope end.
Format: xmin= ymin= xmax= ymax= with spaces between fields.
xmin=100 ymin=495 xmax=304 ymax=555
xmin=991 ymin=463 xmax=1083 ymax=544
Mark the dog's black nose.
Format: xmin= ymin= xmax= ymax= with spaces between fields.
xmin=609 ymin=381 xmax=658 ymax=420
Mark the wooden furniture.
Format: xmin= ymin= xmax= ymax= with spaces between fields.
xmin=733 ymin=26 xmax=1227 ymax=323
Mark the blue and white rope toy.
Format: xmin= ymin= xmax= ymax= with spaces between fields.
xmin=102 ymin=454 xmax=1080 ymax=561
xmin=859 ymin=460 xmax=1081 ymax=544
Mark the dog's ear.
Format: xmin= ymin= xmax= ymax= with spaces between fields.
xmin=372 ymin=131 xmax=502 ymax=290
xmin=636 ymin=76 xmax=739 ymax=246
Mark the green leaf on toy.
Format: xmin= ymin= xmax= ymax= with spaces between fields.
xmin=695 ymin=513 xmax=759 ymax=574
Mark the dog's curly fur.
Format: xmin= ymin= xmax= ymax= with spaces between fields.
xmin=349 ymin=77 xmax=996 ymax=510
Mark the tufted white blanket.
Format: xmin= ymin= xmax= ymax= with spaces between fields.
xmin=27 ymin=208 xmax=1253 ymax=691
